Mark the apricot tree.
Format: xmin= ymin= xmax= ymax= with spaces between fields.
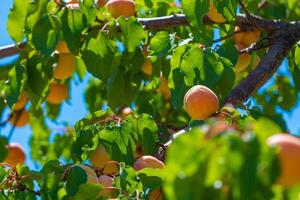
xmin=0 ymin=0 xmax=300 ymax=199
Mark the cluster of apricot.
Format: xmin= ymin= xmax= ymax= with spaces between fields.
xmin=206 ymin=1 xmax=261 ymax=72
xmin=66 ymin=145 xmax=165 ymax=199
xmin=183 ymin=84 xmax=300 ymax=188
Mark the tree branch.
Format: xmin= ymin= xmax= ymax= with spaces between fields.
xmin=138 ymin=14 xmax=189 ymax=30
xmin=0 ymin=42 xmax=26 ymax=59
xmin=225 ymin=22 xmax=300 ymax=104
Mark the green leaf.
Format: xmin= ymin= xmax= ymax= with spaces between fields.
xmin=26 ymin=55 xmax=49 ymax=107
xmin=73 ymin=184 xmax=102 ymax=200
xmin=201 ymin=49 xmax=224 ymax=87
xmin=181 ymin=0 xmax=209 ymax=28
xmin=125 ymin=114 xmax=158 ymax=155
xmin=98 ymin=114 xmax=158 ymax=165
xmin=295 ymin=46 xmax=300 ymax=69
xmin=32 ymin=15 xmax=60 ymax=55
xmin=81 ymin=31 xmax=120 ymax=81
xmin=26 ymin=0 xmax=49 ymax=30
xmin=7 ymin=0 xmax=30 ymax=43
xmin=137 ymin=168 xmax=165 ymax=190
xmin=149 ymin=31 xmax=175 ymax=57
xmin=118 ymin=164 xmax=143 ymax=193
xmin=0 ymin=138 xmax=8 ymax=162
xmin=292 ymin=64 xmax=300 ymax=91
xmin=4 ymin=64 xmax=26 ymax=108
xmin=66 ymin=166 xmax=89 ymax=196
xmin=118 ymin=17 xmax=145 ymax=53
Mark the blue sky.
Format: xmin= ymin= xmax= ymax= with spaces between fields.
xmin=1 ymin=0 xmax=300 ymax=169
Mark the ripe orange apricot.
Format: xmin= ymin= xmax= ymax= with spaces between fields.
xmin=3 ymin=143 xmax=26 ymax=166
xmin=98 ymin=175 xmax=113 ymax=187
xmin=54 ymin=54 xmax=75 ymax=80
xmin=97 ymin=0 xmax=106 ymax=7
xmin=234 ymin=53 xmax=252 ymax=73
xmin=46 ymin=83 xmax=68 ymax=105
xmin=102 ymin=161 xmax=119 ymax=176
xmin=207 ymin=0 xmax=225 ymax=23
xmin=157 ymin=76 xmax=171 ymax=100
xmin=71 ymin=165 xmax=98 ymax=184
xmin=149 ymin=189 xmax=163 ymax=200
xmin=234 ymin=26 xmax=261 ymax=47
xmin=267 ymin=134 xmax=300 ymax=187
xmin=206 ymin=121 xmax=232 ymax=139
xmin=56 ymin=41 xmax=70 ymax=54
xmin=9 ymin=110 xmax=30 ymax=127
xmin=183 ymin=85 xmax=219 ymax=120
xmin=141 ymin=59 xmax=152 ymax=75
xmin=133 ymin=156 xmax=165 ymax=171
xmin=90 ymin=146 xmax=111 ymax=169
xmin=13 ymin=92 xmax=27 ymax=111
xmin=106 ymin=0 xmax=135 ymax=18
xmin=120 ymin=107 xmax=133 ymax=118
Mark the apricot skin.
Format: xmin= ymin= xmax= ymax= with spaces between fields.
xmin=56 ymin=41 xmax=70 ymax=54
xmin=97 ymin=0 xmax=105 ymax=7
xmin=9 ymin=110 xmax=30 ymax=127
xmin=120 ymin=107 xmax=133 ymax=118
xmin=46 ymin=83 xmax=68 ymax=105
xmin=141 ymin=59 xmax=152 ymax=75
xmin=234 ymin=53 xmax=252 ymax=73
xmin=3 ymin=143 xmax=26 ymax=166
xmin=267 ymin=134 xmax=300 ymax=187
xmin=54 ymin=54 xmax=75 ymax=80
xmin=183 ymin=85 xmax=219 ymax=120
xmin=106 ymin=0 xmax=135 ymax=18
xmin=90 ymin=146 xmax=111 ymax=169
xmin=234 ymin=26 xmax=261 ymax=47
xmin=207 ymin=0 xmax=225 ymax=23
xmin=157 ymin=77 xmax=171 ymax=100
xmin=13 ymin=92 xmax=27 ymax=111
xmin=133 ymin=156 xmax=165 ymax=171
xmin=72 ymin=165 xmax=98 ymax=184
xmin=149 ymin=189 xmax=163 ymax=200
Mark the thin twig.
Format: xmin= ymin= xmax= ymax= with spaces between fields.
xmin=238 ymin=0 xmax=251 ymax=19
xmin=212 ymin=30 xmax=243 ymax=43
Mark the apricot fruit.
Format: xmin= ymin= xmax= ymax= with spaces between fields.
xmin=97 ymin=0 xmax=106 ymax=7
xmin=56 ymin=41 xmax=70 ymax=54
xmin=234 ymin=26 xmax=260 ymax=47
xmin=133 ymin=155 xmax=165 ymax=171
xmin=234 ymin=53 xmax=252 ymax=73
xmin=3 ymin=143 xmax=26 ymax=166
xmin=267 ymin=134 xmax=300 ymax=187
xmin=54 ymin=54 xmax=75 ymax=80
xmin=149 ymin=189 xmax=163 ymax=200
xmin=70 ymin=165 xmax=98 ymax=184
xmin=46 ymin=83 xmax=68 ymax=105
xmin=157 ymin=76 xmax=171 ymax=100
xmin=13 ymin=92 xmax=27 ymax=111
xmin=141 ymin=59 xmax=152 ymax=75
xmin=207 ymin=0 xmax=225 ymax=23
xmin=183 ymin=85 xmax=219 ymax=120
xmin=90 ymin=146 xmax=111 ymax=169
xmin=106 ymin=0 xmax=135 ymax=18
xmin=98 ymin=175 xmax=113 ymax=187
xmin=206 ymin=121 xmax=232 ymax=139
xmin=9 ymin=110 xmax=29 ymax=127
xmin=102 ymin=161 xmax=119 ymax=176
xmin=120 ymin=107 xmax=133 ymax=118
